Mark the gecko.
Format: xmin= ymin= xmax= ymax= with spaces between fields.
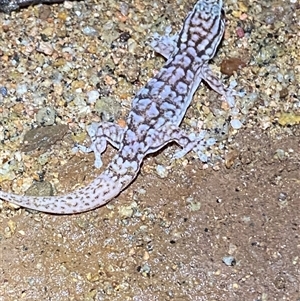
xmin=0 ymin=0 xmax=235 ymax=214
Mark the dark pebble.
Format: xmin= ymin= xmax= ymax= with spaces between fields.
xmin=220 ymin=57 xmax=246 ymax=76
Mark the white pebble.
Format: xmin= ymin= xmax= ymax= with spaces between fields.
xmin=16 ymin=83 xmax=28 ymax=96
xmin=222 ymin=256 xmax=236 ymax=266
xmin=230 ymin=119 xmax=243 ymax=130
xmin=64 ymin=1 xmax=74 ymax=9
xmin=87 ymin=90 xmax=100 ymax=104
xmin=82 ymin=26 xmax=98 ymax=36
xmin=36 ymin=42 xmax=54 ymax=56
xmin=156 ymin=165 xmax=168 ymax=178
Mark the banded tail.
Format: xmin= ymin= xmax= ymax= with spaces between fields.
xmin=0 ymin=153 xmax=140 ymax=214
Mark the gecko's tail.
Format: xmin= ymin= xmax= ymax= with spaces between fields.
xmin=0 ymin=154 xmax=140 ymax=214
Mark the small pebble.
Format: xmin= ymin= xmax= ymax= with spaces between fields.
xmin=220 ymin=57 xmax=246 ymax=76
xmin=278 ymin=192 xmax=287 ymax=202
xmin=277 ymin=112 xmax=300 ymax=126
xmin=138 ymin=264 xmax=151 ymax=277
xmin=25 ymin=181 xmax=54 ymax=197
xmin=222 ymin=256 xmax=236 ymax=266
xmin=186 ymin=198 xmax=201 ymax=211
xmin=36 ymin=41 xmax=54 ymax=56
xmin=119 ymin=2 xmax=129 ymax=16
xmin=87 ymin=90 xmax=100 ymax=104
xmin=95 ymin=97 xmax=122 ymax=122
xmin=274 ymin=149 xmax=285 ymax=160
xmin=36 ymin=107 xmax=57 ymax=126
xmin=239 ymin=13 xmax=248 ymax=21
xmin=0 ymin=86 xmax=8 ymax=96
xmin=64 ymin=1 xmax=74 ymax=9
xmin=16 ymin=83 xmax=28 ymax=96
xmin=156 ymin=165 xmax=168 ymax=178
xmin=225 ymin=150 xmax=239 ymax=169
xmin=82 ymin=26 xmax=98 ymax=36
xmin=273 ymin=274 xmax=286 ymax=289
xmin=118 ymin=204 xmax=134 ymax=218
xmin=230 ymin=119 xmax=243 ymax=130
xmin=236 ymin=26 xmax=245 ymax=38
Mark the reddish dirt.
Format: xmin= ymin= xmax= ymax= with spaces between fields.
xmin=1 ymin=127 xmax=299 ymax=301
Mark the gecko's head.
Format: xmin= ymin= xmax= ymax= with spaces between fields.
xmin=196 ymin=0 xmax=223 ymax=17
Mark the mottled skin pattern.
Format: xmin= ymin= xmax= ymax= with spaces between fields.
xmin=0 ymin=0 xmax=234 ymax=214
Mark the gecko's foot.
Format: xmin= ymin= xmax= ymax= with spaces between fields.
xmin=80 ymin=121 xmax=125 ymax=169
xmin=151 ymin=25 xmax=178 ymax=59
xmin=73 ymin=142 xmax=103 ymax=169
xmin=222 ymin=80 xmax=246 ymax=108
xmin=172 ymin=131 xmax=216 ymax=163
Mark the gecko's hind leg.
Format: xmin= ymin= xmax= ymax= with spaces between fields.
xmin=145 ymin=123 xmax=215 ymax=163
xmin=77 ymin=122 xmax=125 ymax=168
